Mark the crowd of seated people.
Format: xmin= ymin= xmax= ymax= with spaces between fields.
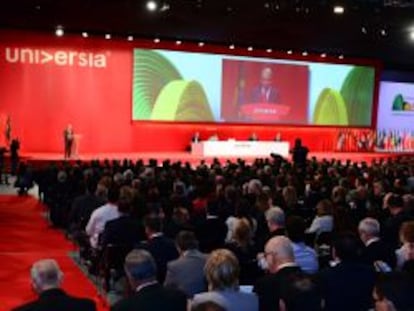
xmin=14 ymin=155 xmax=414 ymax=310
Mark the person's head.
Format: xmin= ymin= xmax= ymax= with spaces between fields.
xmin=294 ymin=138 xmax=302 ymax=148
xmin=95 ymin=183 xmax=108 ymax=201
xmin=399 ymin=221 xmax=414 ymax=245
xmin=30 ymin=259 xmax=63 ymax=294
xmin=316 ymin=199 xmax=333 ymax=216
xmin=373 ymin=181 xmax=385 ymax=197
xmin=265 ymin=206 xmax=285 ymax=233
xmin=107 ymin=186 xmax=120 ymax=204
xmin=118 ymin=186 xmax=134 ymax=214
xmin=358 ymin=218 xmax=380 ymax=245
xmin=247 ymin=179 xmax=262 ymax=195
xmin=144 ymin=215 xmax=163 ymax=238
xmin=204 ymin=249 xmax=240 ymax=291
xmin=260 ymin=67 xmax=273 ymax=87
xmin=373 ymin=274 xmax=414 ymax=311
xmin=385 ymin=193 xmax=404 ymax=215
xmin=286 ymin=216 xmax=306 ymax=243
xmin=172 ymin=207 xmax=190 ymax=225
xmin=282 ymin=186 xmax=297 ymax=208
xmin=124 ymin=249 xmax=157 ymax=289
xmin=333 ymin=233 xmax=361 ymax=262
xmin=232 ymin=218 xmax=252 ymax=247
xmin=175 ymin=230 xmax=199 ymax=254
xmin=332 ymin=186 xmax=347 ymax=204
xmin=191 ymin=301 xmax=227 ymax=311
xmin=264 ymin=236 xmax=295 ymax=273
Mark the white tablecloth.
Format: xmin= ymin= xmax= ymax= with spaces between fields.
xmin=191 ymin=141 xmax=289 ymax=157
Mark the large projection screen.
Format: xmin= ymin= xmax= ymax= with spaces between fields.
xmin=132 ymin=49 xmax=376 ymax=127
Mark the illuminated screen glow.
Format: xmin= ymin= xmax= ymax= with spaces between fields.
xmin=132 ymin=49 xmax=376 ymax=126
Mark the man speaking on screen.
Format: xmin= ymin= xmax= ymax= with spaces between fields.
xmin=250 ymin=67 xmax=279 ymax=104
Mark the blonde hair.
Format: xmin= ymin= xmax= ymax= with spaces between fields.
xmin=400 ymin=221 xmax=414 ymax=244
xmin=232 ymin=218 xmax=252 ymax=247
xmin=204 ymin=249 xmax=239 ymax=291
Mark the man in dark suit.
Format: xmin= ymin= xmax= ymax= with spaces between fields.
xmin=100 ymin=187 xmax=145 ymax=248
xmin=12 ymin=259 xmax=96 ymax=311
xmin=382 ymin=193 xmax=414 ymax=250
xmin=136 ymin=216 xmax=179 ymax=283
xmin=250 ymin=67 xmax=279 ymax=104
xmin=358 ymin=217 xmax=396 ymax=270
xmin=254 ymin=236 xmax=321 ymax=311
xmin=291 ymin=138 xmax=309 ymax=169
xmin=112 ymin=249 xmax=187 ymax=311
xmin=318 ymin=233 xmax=376 ymax=311
xmin=164 ymin=231 xmax=207 ymax=297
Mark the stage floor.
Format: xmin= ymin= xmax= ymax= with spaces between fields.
xmin=21 ymin=151 xmax=411 ymax=167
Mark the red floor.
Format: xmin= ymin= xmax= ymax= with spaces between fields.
xmin=21 ymin=151 xmax=410 ymax=168
xmin=0 ymin=196 xmax=107 ymax=311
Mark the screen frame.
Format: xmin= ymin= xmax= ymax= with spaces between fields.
xmin=131 ymin=41 xmax=381 ymax=129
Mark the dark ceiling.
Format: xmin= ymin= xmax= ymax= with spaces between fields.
xmin=1 ymin=0 xmax=414 ymax=70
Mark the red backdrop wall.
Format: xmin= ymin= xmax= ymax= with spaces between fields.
xmin=0 ymin=30 xmax=379 ymax=154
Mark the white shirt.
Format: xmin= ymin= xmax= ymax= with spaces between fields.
xmin=365 ymin=237 xmax=380 ymax=247
xmin=306 ymin=215 xmax=333 ymax=235
xmin=85 ymin=202 xmax=120 ymax=248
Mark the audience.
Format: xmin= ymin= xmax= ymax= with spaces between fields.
xmin=13 ymin=154 xmax=414 ymax=310
xmin=12 ymin=259 xmax=96 ymax=311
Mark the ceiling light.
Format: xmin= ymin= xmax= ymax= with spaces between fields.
xmin=55 ymin=26 xmax=64 ymax=37
xmin=361 ymin=26 xmax=367 ymax=34
xmin=198 ymin=42 xmax=205 ymax=47
xmin=160 ymin=3 xmax=170 ymax=12
xmin=229 ymin=44 xmax=235 ymax=49
xmin=146 ymin=0 xmax=158 ymax=11
xmin=176 ymin=40 xmax=182 ymax=45
xmin=266 ymin=48 xmax=272 ymax=53
xmin=380 ymin=29 xmax=387 ymax=36
xmin=338 ymin=54 xmax=344 ymax=59
xmin=82 ymin=32 xmax=88 ymax=38
xmin=302 ymin=51 xmax=308 ymax=56
xmin=410 ymin=30 xmax=414 ymax=41
xmin=287 ymin=50 xmax=293 ymax=55
xmin=321 ymin=53 xmax=327 ymax=58
xmin=333 ymin=5 xmax=344 ymax=14
xmin=247 ymin=46 xmax=253 ymax=51
xmin=105 ymin=34 xmax=111 ymax=40
xmin=127 ymin=36 xmax=134 ymax=41
xmin=154 ymin=38 xmax=160 ymax=43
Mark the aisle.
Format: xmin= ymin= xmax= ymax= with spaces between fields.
xmin=0 ymin=195 xmax=107 ymax=311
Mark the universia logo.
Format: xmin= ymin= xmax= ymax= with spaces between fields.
xmin=4 ymin=47 xmax=107 ymax=68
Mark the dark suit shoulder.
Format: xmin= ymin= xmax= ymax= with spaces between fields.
xmin=12 ymin=296 xmax=96 ymax=311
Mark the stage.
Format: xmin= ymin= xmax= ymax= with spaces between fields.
xmin=19 ymin=151 xmax=411 ymax=168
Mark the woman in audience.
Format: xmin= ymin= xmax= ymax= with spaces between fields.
xmin=396 ymin=221 xmax=414 ymax=270
xmin=306 ymin=199 xmax=334 ymax=236
xmin=225 ymin=218 xmax=260 ymax=284
xmin=192 ymin=249 xmax=258 ymax=311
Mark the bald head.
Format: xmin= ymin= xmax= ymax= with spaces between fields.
xmin=265 ymin=236 xmax=294 ymax=273
xmin=31 ymin=259 xmax=63 ymax=293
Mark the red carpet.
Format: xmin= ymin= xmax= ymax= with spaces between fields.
xmin=0 ymin=195 xmax=107 ymax=311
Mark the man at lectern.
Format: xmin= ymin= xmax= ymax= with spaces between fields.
xmin=192 ymin=132 xmax=201 ymax=143
xmin=249 ymin=133 xmax=258 ymax=141
xmin=63 ymin=124 xmax=74 ymax=159
xmin=250 ymin=67 xmax=279 ymax=104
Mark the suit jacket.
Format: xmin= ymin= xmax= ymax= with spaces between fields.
xmin=250 ymin=85 xmax=279 ymax=104
xmin=253 ymin=266 xmax=302 ymax=311
xmin=111 ymin=283 xmax=187 ymax=311
xmin=12 ymin=288 xmax=96 ymax=311
xmin=195 ymin=217 xmax=227 ymax=253
xmin=100 ymin=215 xmax=145 ymax=248
xmin=361 ymin=239 xmax=396 ymax=269
xmin=137 ymin=235 xmax=179 ymax=283
xmin=318 ymin=261 xmax=376 ymax=311
xmin=164 ymin=249 xmax=207 ymax=297
xmin=193 ymin=289 xmax=258 ymax=311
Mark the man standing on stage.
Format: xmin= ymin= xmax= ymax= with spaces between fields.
xmin=63 ymin=124 xmax=74 ymax=159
